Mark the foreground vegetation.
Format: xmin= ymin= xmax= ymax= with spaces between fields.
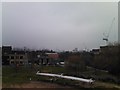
xmin=2 ymin=65 xmax=120 ymax=88
xmin=2 ymin=65 xmax=66 ymax=85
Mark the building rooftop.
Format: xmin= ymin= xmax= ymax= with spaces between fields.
xmin=46 ymin=53 xmax=59 ymax=59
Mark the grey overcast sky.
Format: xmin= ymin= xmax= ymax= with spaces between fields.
xmin=2 ymin=2 xmax=118 ymax=51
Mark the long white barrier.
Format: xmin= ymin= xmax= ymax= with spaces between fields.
xmin=36 ymin=71 xmax=94 ymax=83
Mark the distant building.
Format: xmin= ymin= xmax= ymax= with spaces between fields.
xmin=37 ymin=53 xmax=59 ymax=65
xmin=72 ymin=48 xmax=78 ymax=52
xmin=100 ymin=45 xmax=118 ymax=54
xmin=2 ymin=46 xmax=12 ymax=54
xmin=46 ymin=53 xmax=59 ymax=60
xmin=2 ymin=46 xmax=60 ymax=66
xmin=46 ymin=53 xmax=59 ymax=65
xmin=8 ymin=51 xmax=28 ymax=65
xmin=100 ymin=46 xmax=108 ymax=52
xmin=91 ymin=49 xmax=100 ymax=55
xmin=2 ymin=46 xmax=12 ymax=65
xmin=2 ymin=46 xmax=28 ymax=65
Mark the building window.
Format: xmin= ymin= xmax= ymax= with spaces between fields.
xmin=6 ymin=56 xmax=9 ymax=59
xmin=20 ymin=56 xmax=23 ymax=59
xmin=16 ymin=61 xmax=19 ymax=64
xmin=16 ymin=56 xmax=19 ymax=59
xmin=20 ymin=61 xmax=23 ymax=64
xmin=11 ymin=61 xmax=14 ymax=64
xmin=11 ymin=56 xmax=14 ymax=59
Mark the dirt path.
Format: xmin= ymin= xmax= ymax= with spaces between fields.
xmin=3 ymin=81 xmax=120 ymax=88
xmin=3 ymin=81 xmax=71 ymax=88
xmin=95 ymin=81 xmax=120 ymax=88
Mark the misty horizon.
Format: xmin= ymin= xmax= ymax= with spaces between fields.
xmin=2 ymin=2 xmax=118 ymax=51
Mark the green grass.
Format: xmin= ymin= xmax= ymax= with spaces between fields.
xmin=2 ymin=65 xmax=65 ymax=85
xmin=79 ymin=66 xmax=120 ymax=84
xmin=41 ymin=66 xmax=65 ymax=73
xmin=2 ymin=65 xmax=120 ymax=88
xmin=2 ymin=65 xmax=76 ymax=87
xmin=2 ymin=66 xmax=37 ymax=85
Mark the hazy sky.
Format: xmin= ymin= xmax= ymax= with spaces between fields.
xmin=2 ymin=2 xmax=118 ymax=51
xmin=0 ymin=3 xmax=2 ymax=47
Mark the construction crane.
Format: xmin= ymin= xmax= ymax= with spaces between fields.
xmin=103 ymin=17 xmax=115 ymax=45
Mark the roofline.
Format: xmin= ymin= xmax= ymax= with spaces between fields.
xmin=46 ymin=53 xmax=58 ymax=54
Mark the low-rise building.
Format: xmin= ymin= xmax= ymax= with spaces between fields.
xmin=8 ymin=51 xmax=28 ymax=65
xmin=2 ymin=46 xmax=12 ymax=65
xmin=2 ymin=46 xmax=28 ymax=65
xmin=37 ymin=53 xmax=59 ymax=65
xmin=2 ymin=46 xmax=12 ymax=54
xmin=46 ymin=53 xmax=59 ymax=65
xmin=91 ymin=49 xmax=100 ymax=55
